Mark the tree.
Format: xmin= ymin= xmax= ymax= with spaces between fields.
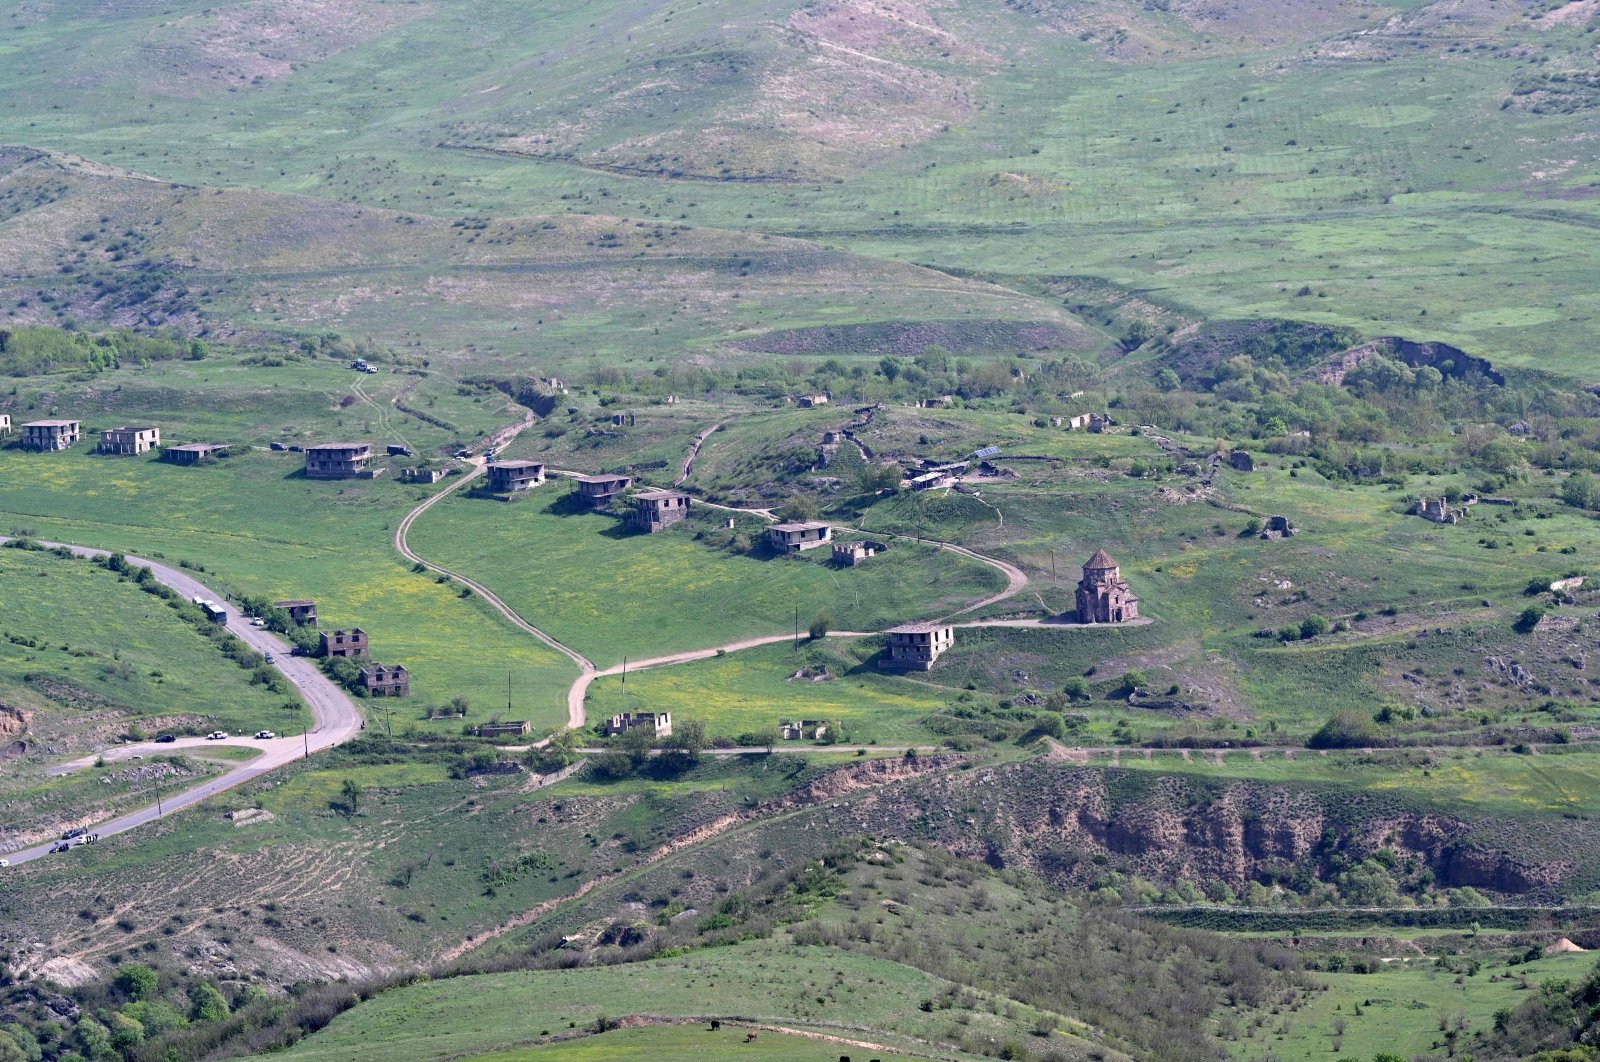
xmin=1061 ymin=676 xmax=1091 ymax=702
xmin=1118 ymin=671 xmax=1149 ymax=695
xmin=1154 ymin=367 xmax=1181 ymax=392
xmin=1515 ymin=605 xmax=1545 ymax=634
xmin=449 ymin=695 xmax=470 ymax=718
xmin=188 ymin=982 xmax=230 ymax=1024
xmin=853 ymin=462 xmax=901 ymax=494
xmin=340 ymin=777 xmax=362 ymax=816
xmin=1562 ymin=471 xmax=1600 ymax=510
xmin=777 ymin=495 xmax=820 ymax=523
xmin=114 ymin=964 xmax=159 ymax=1001
xmin=808 ymin=612 xmax=831 ymax=640
xmin=661 ymin=718 xmax=706 ymax=760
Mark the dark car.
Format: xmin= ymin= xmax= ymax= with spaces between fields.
xmin=61 ymin=828 xmax=86 ymax=840
xmin=154 ymin=734 xmax=177 ymax=744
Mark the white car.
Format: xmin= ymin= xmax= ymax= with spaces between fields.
xmin=0 ymin=859 xmax=9 ymax=868
xmin=264 ymin=653 xmax=276 ymax=663
xmin=206 ymin=731 xmax=228 ymax=740
xmin=255 ymin=731 xmax=276 ymax=740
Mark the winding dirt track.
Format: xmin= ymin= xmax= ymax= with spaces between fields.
xmin=391 ymin=414 xmax=596 ymax=728
xmin=394 ymin=420 xmax=1041 ymax=732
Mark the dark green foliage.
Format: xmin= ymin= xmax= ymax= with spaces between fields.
xmin=1307 ymin=711 xmax=1382 ymax=749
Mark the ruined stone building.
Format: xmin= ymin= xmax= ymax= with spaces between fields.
xmin=275 ymin=600 xmax=318 ymax=626
xmin=320 ymin=627 xmax=369 ymax=658
xmin=606 ymin=712 xmax=672 ymax=738
xmin=1076 ymin=549 xmax=1140 ymax=624
xmin=99 ymin=426 xmax=160 ymax=455
xmin=360 ymin=664 xmax=409 ymax=697
xmin=486 ymin=459 xmax=546 ymax=494
xmin=305 ymin=443 xmax=372 ymax=479
xmin=627 ymin=490 xmax=691 ymax=533
xmin=575 ymin=473 xmax=633 ymax=509
xmin=881 ymin=622 xmax=955 ymax=670
xmin=21 ymin=419 xmax=81 ymax=451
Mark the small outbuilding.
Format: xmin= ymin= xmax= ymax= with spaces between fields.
xmin=164 ymin=443 xmax=227 ymax=465
xmin=471 ymin=720 xmax=531 ymax=738
xmin=832 ymin=540 xmax=882 ymax=567
xmin=0 ymin=413 xmax=10 ymax=434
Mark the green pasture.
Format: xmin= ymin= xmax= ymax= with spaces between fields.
xmin=278 ymin=940 xmax=1035 ymax=1062
xmin=584 ymin=639 xmax=950 ymax=743
xmin=405 ymin=481 xmax=1006 ymax=667
xmin=0 ymin=446 xmax=577 ymax=727
xmin=1233 ymin=951 xmax=1596 ymax=1061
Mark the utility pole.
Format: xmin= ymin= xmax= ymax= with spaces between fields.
xmin=506 ymin=670 xmax=512 ymax=716
xmin=621 ymin=657 xmax=628 ymax=712
xmin=303 ymin=727 xmax=310 ymax=759
xmin=155 ymin=781 xmax=163 ymax=817
xmin=793 ymin=604 xmax=799 ymax=651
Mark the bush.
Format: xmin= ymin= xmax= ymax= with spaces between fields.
xmin=1515 ymin=606 xmax=1545 ymax=634
xmin=1307 ymin=710 xmax=1381 ymax=749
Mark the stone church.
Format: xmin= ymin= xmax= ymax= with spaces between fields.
xmin=1076 ymin=549 xmax=1139 ymax=623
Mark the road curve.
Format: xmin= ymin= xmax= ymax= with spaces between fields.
xmin=391 ymin=437 xmax=596 ymax=729
xmin=0 ymin=539 xmax=363 ymax=866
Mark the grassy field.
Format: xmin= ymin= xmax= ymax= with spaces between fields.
xmin=1232 ymin=950 xmax=1597 ymax=1061
xmin=0 ymin=1 xmax=1592 ymax=376
xmin=0 ymin=445 xmax=577 ymax=728
xmin=406 ymin=480 xmax=1007 ymax=668
xmin=462 ymin=1025 xmax=929 ymax=1062
xmin=278 ymin=939 xmax=1043 ymax=1062
xmin=584 ymin=639 xmax=951 ymax=743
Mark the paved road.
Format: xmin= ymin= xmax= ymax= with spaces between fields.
xmin=0 ymin=539 xmax=363 ymax=867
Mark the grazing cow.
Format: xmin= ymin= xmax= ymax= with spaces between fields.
xmin=709 ymin=1020 xmax=721 ymax=1031
xmin=744 ymin=1032 xmax=758 ymax=1043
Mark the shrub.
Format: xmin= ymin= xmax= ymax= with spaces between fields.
xmin=1307 ymin=711 xmax=1380 ymax=749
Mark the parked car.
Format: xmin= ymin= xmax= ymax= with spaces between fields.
xmin=61 ymin=828 xmax=86 ymax=840
xmin=264 ymin=652 xmax=276 ymax=663
xmin=206 ymin=731 xmax=228 ymax=740
xmin=0 ymin=859 xmax=10 ymax=868
xmin=255 ymin=731 xmax=276 ymax=740
xmin=154 ymin=734 xmax=177 ymax=743
xmin=48 ymin=843 xmax=68 ymax=854
xmin=250 ymin=617 xmax=267 ymax=628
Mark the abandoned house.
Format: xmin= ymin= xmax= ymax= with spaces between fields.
xmin=1229 ymin=450 xmax=1255 ymax=472
xmin=832 ymin=540 xmax=883 ymax=567
xmin=796 ymin=393 xmax=829 ymax=408
xmin=881 ymin=622 xmax=955 ymax=670
xmin=610 ymin=412 xmax=636 ymax=427
xmin=486 ymin=459 xmax=547 ymax=494
xmin=780 ymin=720 xmax=830 ymax=740
xmin=401 ymin=467 xmax=444 ymax=484
xmin=769 ymin=521 xmax=832 ymax=553
xmin=605 ymin=711 xmax=672 ymax=738
xmin=627 ymin=490 xmax=692 ymax=532
xmin=0 ymin=413 xmax=10 ymax=434
xmin=163 ymin=443 xmax=227 ymax=465
xmin=1076 ymin=549 xmax=1140 ymax=624
xmin=1415 ymin=496 xmax=1472 ymax=524
xmin=917 ymin=395 xmax=955 ymax=409
xmin=275 ymin=600 xmax=318 ymax=626
xmin=1259 ymin=514 xmax=1298 ymax=540
xmin=320 ymin=627 xmax=369 ymax=658
xmin=1065 ymin=412 xmax=1110 ymax=432
xmin=471 ymin=720 xmax=531 ymax=738
xmin=20 ymin=419 xmax=81 ymax=452
xmin=575 ymin=473 xmax=633 ymax=509
xmin=360 ymin=664 xmax=409 ymax=697
xmin=99 ymin=426 xmax=161 ymax=455
xmin=909 ymin=469 xmax=957 ymax=491
xmin=305 ymin=443 xmax=372 ymax=479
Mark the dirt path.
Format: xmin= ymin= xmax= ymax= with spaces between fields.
xmin=674 ymin=420 xmax=722 ymax=487
xmin=391 ymin=412 xmax=597 ymax=728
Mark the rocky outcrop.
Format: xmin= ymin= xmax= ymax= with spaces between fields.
xmin=1316 ymin=336 xmax=1504 ymax=386
xmin=849 ymin=762 xmax=1581 ymax=900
